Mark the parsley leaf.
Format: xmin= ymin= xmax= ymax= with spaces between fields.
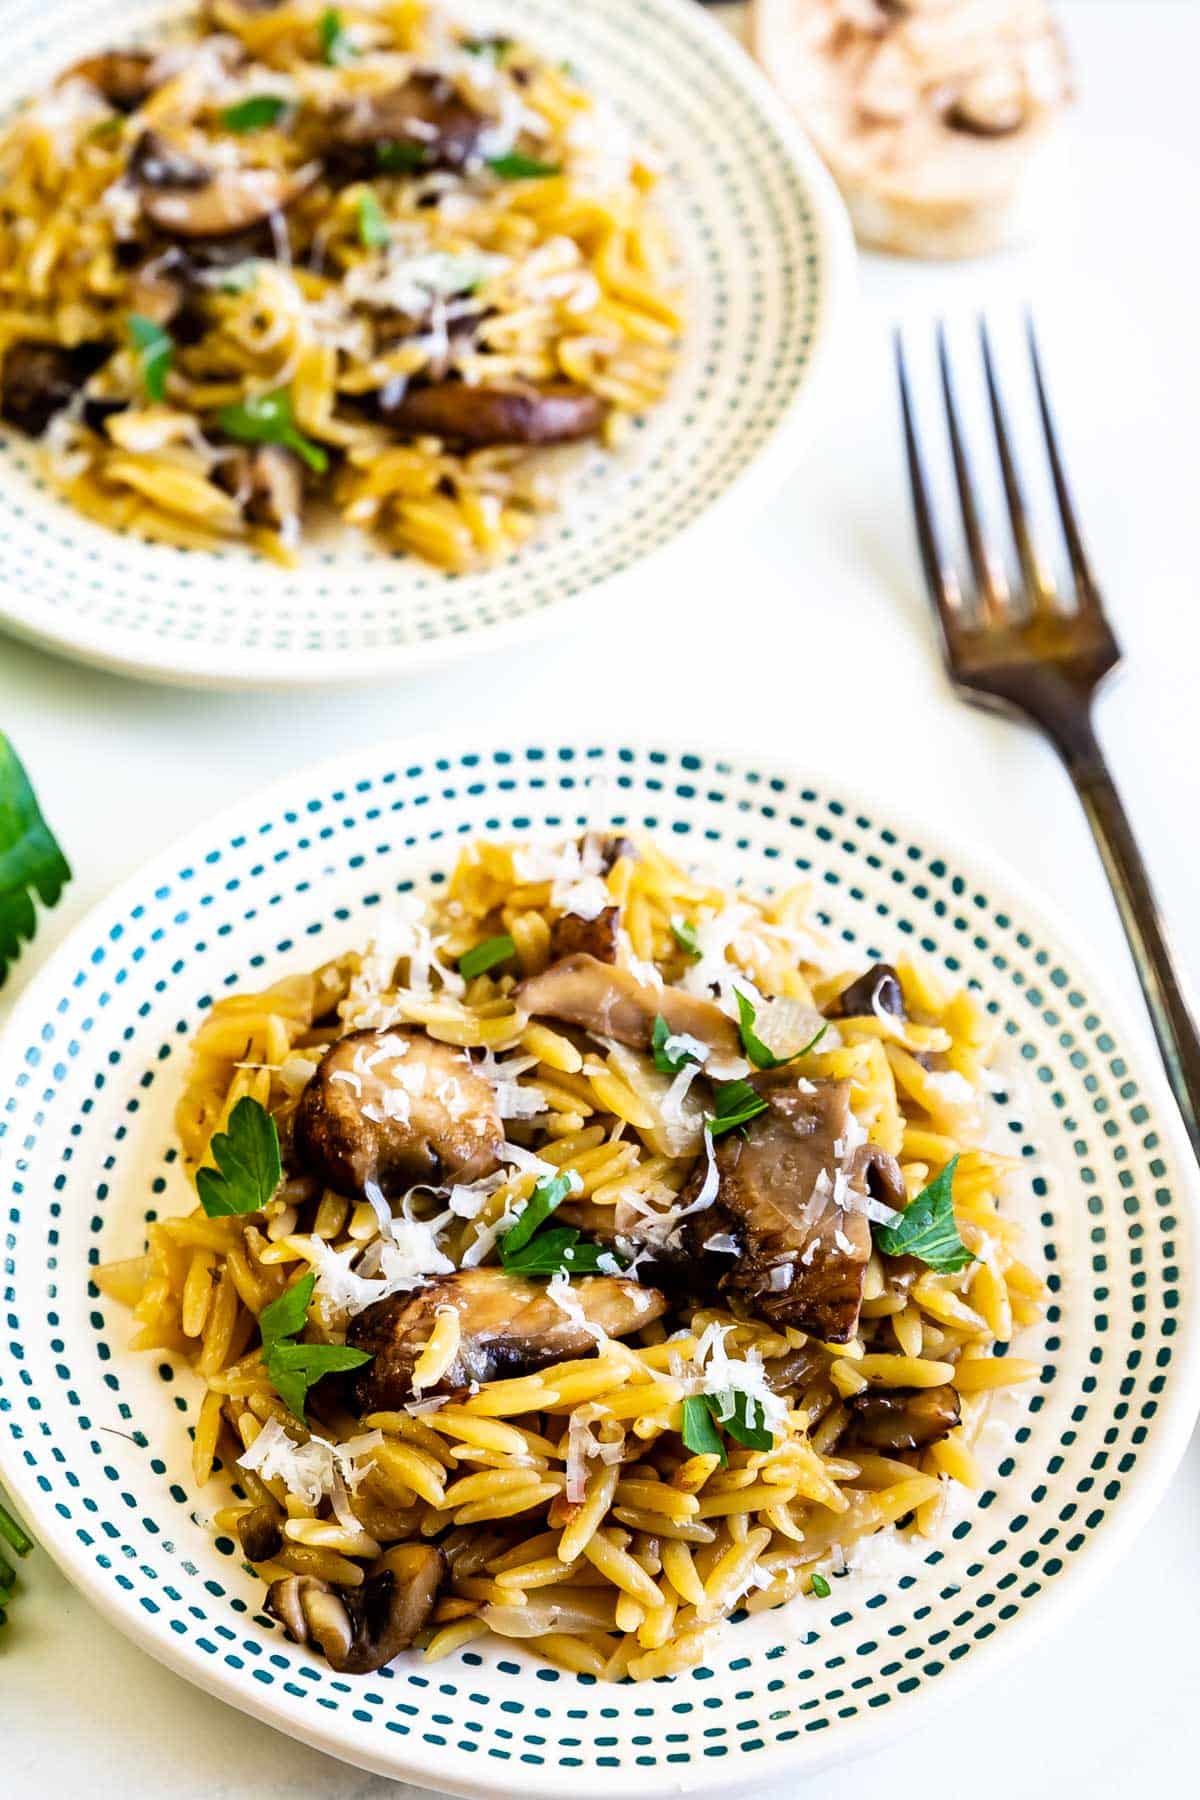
xmin=810 ymin=1572 xmax=831 ymax=1598
xmin=718 ymin=1389 xmax=774 ymax=1451
xmin=459 ymin=933 xmax=516 ymax=979
xmin=486 ymin=153 xmax=560 ymax=180
xmin=734 ymin=990 xmax=829 ymax=1071
xmin=680 ymin=1394 xmax=726 ymax=1464
xmin=221 ymin=94 xmax=288 ymax=133
xmin=258 ymin=1271 xmax=372 ymax=1421
xmin=670 ymin=917 xmax=700 ymax=961
xmin=707 ymin=1078 xmax=767 ymax=1140
xmin=375 ymin=140 xmax=428 ymax=171
xmin=216 ymin=387 xmax=328 ymax=473
xmin=500 ymin=1171 xmax=575 ymax=1258
xmin=462 ymin=35 xmax=512 ymax=61
xmin=651 ymin=1013 xmax=702 ymax=1076
xmin=127 ymin=313 xmax=173 ymax=403
xmin=318 ymin=7 xmax=354 ymax=65
xmin=196 ymin=1096 xmax=282 ymax=1218
xmin=500 ymin=1224 xmax=618 ymax=1278
xmin=0 ymin=734 xmax=70 ymax=988
xmin=357 ymin=187 xmax=390 ymax=249
xmin=872 ymin=1154 xmax=973 ymax=1272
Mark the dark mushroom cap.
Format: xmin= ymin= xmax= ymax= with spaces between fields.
xmin=326 ymin=73 xmax=487 ymax=178
xmin=1 ymin=340 xmax=110 ymax=437
xmin=266 ymin=1542 xmax=445 ymax=1673
xmin=831 ymin=963 xmax=906 ymax=1021
xmin=236 ymin=1497 xmax=285 ymax=1563
xmin=548 ymin=906 xmax=620 ymax=966
xmin=376 ymin=380 xmax=607 ymax=449
xmin=294 ymin=1026 xmax=504 ymax=1199
xmin=846 ymin=1383 xmax=961 ymax=1452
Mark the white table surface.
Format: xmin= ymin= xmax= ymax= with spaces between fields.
xmin=3 ymin=0 xmax=1199 ymax=1791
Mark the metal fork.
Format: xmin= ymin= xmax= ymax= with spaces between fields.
xmin=896 ymin=316 xmax=1200 ymax=1161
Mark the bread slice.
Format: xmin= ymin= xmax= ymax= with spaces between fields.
xmin=752 ymin=0 xmax=1072 ymax=259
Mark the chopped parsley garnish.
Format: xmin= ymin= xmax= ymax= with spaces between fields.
xmin=707 ymin=1077 xmax=767 ymax=1140
xmin=734 ymin=990 xmax=828 ymax=1071
xmin=486 ymin=152 xmax=561 ymax=180
xmin=127 ymin=313 xmax=173 ymax=403
xmin=258 ymin=1271 xmax=372 ymax=1422
xmin=221 ymin=94 xmax=288 ymax=133
xmin=462 ymin=35 xmax=512 ymax=61
xmin=459 ymin=933 xmax=516 ymax=979
xmin=872 ymin=1154 xmax=973 ymax=1273
xmin=87 ymin=115 xmax=124 ymax=143
xmin=499 ymin=1171 xmax=574 ymax=1258
xmin=651 ymin=1013 xmax=701 ymax=1076
xmin=0 ymin=733 xmax=71 ymax=988
xmin=357 ymin=188 xmax=390 ymax=250
xmin=810 ymin=1572 xmax=831 ymax=1598
xmin=216 ymin=388 xmax=328 ymax=474
xmin=219 ymin=263 xmax=259 ymax=295
xmin=318 ymin=7 xmax=354 ymax=65
xmin=681 ymin=1391 xmax=775 ymax=1464
xmin=196 ymin=1096 xmax=282 ymax=1218
xmin=670 ymin=917 xmax=701 ymax=961
xmin=680 ymin=1394 xmax=726 ymax=1464
xmin=500 ymin=1226 xmax=616 ymax=1278
xmin=375 ymin=141 xmax=428 ymax=171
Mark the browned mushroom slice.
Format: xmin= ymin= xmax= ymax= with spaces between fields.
xmin=549 ymin=906 xmax=620 ymax=966
xmin=266 ymin=1543 xmax=444 ymax=1674
xmin=346 ymin=1267 xmax=667 ymax=1408
xmin=217 ymin=444 xmax=304 ymax=533
xmin=377 ymin=380 xmax=607 ymax=448
xmin=1 ymin=340 xmax=110 ymax=437
xmin=582 ymin=832 xmax=638 ymax=874
xmin=66 ymin=49 xmax=161 ymax=113
xmin=831 ymin=962 xmax=905 ymax=1021
xmin=294 ymin=1027 xmax=504 ymax=1198
xmin=845 ymin=1384 xmax=961 ymax=1452
xmin=327 ymin=73 xmax=487 ymax=177
xmin=133 ymin=131 xmax=318 ymax=237
xmin=236 ymin=1497 xmax=285 ymax=1563
xmin=515 ymin=954 xmax=739 ymax=1058
xmin=682 ymin=1074 xmax=905 ymax=1344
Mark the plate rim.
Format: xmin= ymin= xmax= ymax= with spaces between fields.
xmin=0 ymin=0 xmax=856 ymax=692
xmin=1 ymin=729 xmax=1197 ymax=1796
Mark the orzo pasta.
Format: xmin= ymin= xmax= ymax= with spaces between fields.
xmin=97 ymin=833 xmax=1045 ymax=1680
xmin=0 ymin=2 xmax=679 ymax=568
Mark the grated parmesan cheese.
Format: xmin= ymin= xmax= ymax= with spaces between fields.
xmin=237 ymin=1416 xmax=382 ymax=1507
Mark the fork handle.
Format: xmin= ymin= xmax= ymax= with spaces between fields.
xmin=1057 ymin=716 xmax=1200 ymax=1162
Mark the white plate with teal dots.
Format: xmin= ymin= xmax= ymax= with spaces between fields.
xmin=0 ymin=0 xmax=853 ymax=689
xmin=0 ymin=738 xmax=1197 ymax=1795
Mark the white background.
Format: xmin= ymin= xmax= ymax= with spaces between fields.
xmin=3 ymin=0 xmax=1199 ymax=1791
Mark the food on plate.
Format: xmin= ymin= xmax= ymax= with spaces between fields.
xmin=0 ymin=3 xmax=679 ymax=568
xmin=96 ymin=832 xmax=1045 ymax=1680
xmin=753 ymin=0 xmax=1072 ymax=258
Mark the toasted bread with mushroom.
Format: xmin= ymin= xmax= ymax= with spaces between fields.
xmin=754 ymin=0 xmax=1073 ymax=258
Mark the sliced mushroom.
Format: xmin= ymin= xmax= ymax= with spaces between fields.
xmin=515 ymin=954 xmax=739 ymax=1059
xmin=846 ymin=1383 xmax=961 ymax=1451
xmin=549 ymin=906 xmax=620 ymax=966
xmin=377 ymin=380 xmax=606 ymax=448
xmin=346 ymin=1267 xmax=667 ymax=1408
xmin=132 ymin=131 xmax=318 ymax=238
xmin=944 ymin=68 xmax=1027 ymax=138
xmin=583 ymin=832 xmax=637 ymax=874
xmin=66 ymin=49 xmax=162 ymax=113
xmin=682 ymin=1074 xmax=905 ymax=1344
xmin=831 ymin=962 xmax=905 ymax=1021
xmin=236 ymin=1497 xmax=285 ymax=1563
xmin=326 ymin=73 xmax=487 ymax=178
xmin=0 ymin=340 xmax=109 ymax=437
xmin=266 ymin=1542 xmax=444 ymax=1674
xmin=294 ymin=1027 xmax=504 ymax=1199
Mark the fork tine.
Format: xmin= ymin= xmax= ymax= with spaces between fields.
xmin=936 ymin=321 xmax=1009 ymax=620
xmin=894 ymin=329 xmax=964 ymax=655
xmin=978 ymin=317 xmax=1057 ymax=611
xmin=1025 ymin=311 xmax=1101 ymax=606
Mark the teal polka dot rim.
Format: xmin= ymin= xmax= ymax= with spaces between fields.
xmin=0 ymin=0 xmax=853 ymax=691
xmin=1 ymin=740 xmax=1196 ymax=1796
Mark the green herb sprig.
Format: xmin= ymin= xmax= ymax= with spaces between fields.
xmin=670 ymin=917 xmax=700 ymax=961
xmin=459 ymin=933 xmax=516 ymax=980
xmin=680 ymin=1389 xmax=775 ymax=1465
xmin=0 ymin=733 xmax=71 ymax=988
xmin=221 ymin=94 xmax=288 ymax=133
xmin=357 ymin=188 xmax=390 ymax=249
xmin=375 ymin=141 xmax=428 ymax=171
xmin=651 ymin=1013 xmax=702 ymax=1077
xmin=734 ymin=990 xmax=828 ymax=1071
xmin=127 ymin=313 xmax=173 ymax=403
xmin=196 ymin=1096 xmax=282 ymax=1218
xmin=216 ymin=388 xmax=328 ymax=473
xmin=0 ymin=1494 xmax=34 ymax=1634
xmin=810 ymin=1572 xmax=831 ymax=1598
xmin=486 ymin=153 xmax=560 ymax=180
xmin=872 ymin=1154 xmax=973 ymax=1273
xmin=706 ymin=1077 xmax=767 ymax=1140
xmin=318 ymin=7 xmax=354 ymax=65
xmin=259 ymin=1271 xmax=372 ymax=1421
